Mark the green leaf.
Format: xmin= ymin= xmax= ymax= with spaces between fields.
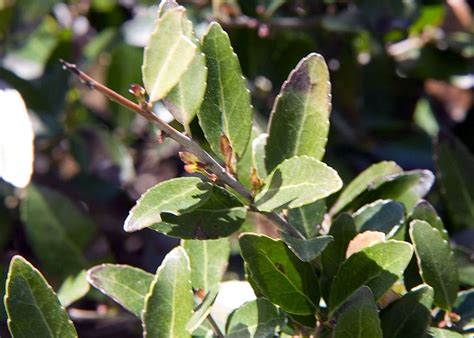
xmin=20 ymin=185 xmax=95 ymax=280
xmin=142 ymin=247 xmax=193 ymax=338
xmin=436 ymin=133 xmax=474 ymax=230
xmin=164 ymin=16 xmax=207 ymax=129
xmin=252 ymin=133 xmax=268 ymax=179
xmin=287 ymin=200 xmax=326 ymax=239
xmin=409 ymin=220 xmax=459 ymax=310
xmin=329 ymin=240 xmax=413 ymax=315
xmin=57 ymin=270 xmax=89 ymax=307
xmin=410 ymin=200 xmax=448 ymax=240
xmin=87 ymin=264 xmax=154 ymax=317
xmin=237 ymin=127 xmax=261 ymax=189
xmin=142 ymin=6 xmax=197 ymax=103
xmin=334 ymin=286 xmax=382 ymax=338
xmin=330 ymin=161 xmax=402 ymax=215
xmin=182 ymin=238 xmax=230 ymax=291
xmin=255 ymin=156 xmax=342 ymax=212
xmin=353 ymin=199 xmax=405 ymax=236
xmin=198 ymin=22 xmax=252 ymax=158
xmin=154 ymin=185 xmax=247 ymax=239
xmin=265 ymin=53 xmax=331 ymax=172
xmin=280 ymin=233 xmax=333 ymax=262
xmin=453 ymin=289 xmax=474 ymax=331
xmin=380 ymin=284 xmax=434 ymax=338
xmin=186 ymin=287 xmax=219 ymax=333
xmin=427 ymin=328 xmax=464 ymax=338
xmin=4 ymin=255 xmax=77 ymax=338
xmin=239 ymin=233 xmax=319 ymax=315
xmin=124 ymin=177 xmax=212 ymax=232
xmin=321 ymin=213 xmax=357 ymax=302
xmin=226 ymin=298 xmax=286 ymax=337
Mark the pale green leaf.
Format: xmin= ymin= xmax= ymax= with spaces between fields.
xmin=142 ymin=247 xmax=193 ymax=338
xmin=280 ymin=233 xmax=333 ymax=262
xmin=255 ymin=156 xmax=342 ymax=212
xmin=252 ymin=133 xmax=268 ymax=179
xmin=57 ymin=270 xmax=89 ymax=307
xmin=186 ymin=287 xmax=219 ymax=333
xmin=427 ymin=328 xmax=464 ymax=338
xmin=287 ymin=200 xmax=326 ymax=239
xmin=142 ymin=6 xmax=197 ymax=103
xmin=237 ymin=127 xmax=261 ymax=189
xmin=265 ymin=53 xmax=331 ymax=172
xmin=198 ymin=22 xmax=252 ymax=158
xmin=353 ymin=199 xmax=405 ymax=236
xmin=124 ymin=177 xmax=212 ymax=232
xmin=87 ymin=264 xmax=154 ymax=317
xmin=4 ymin=256 xmax=77 ymax=338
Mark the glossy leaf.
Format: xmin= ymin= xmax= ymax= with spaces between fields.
xmin=142 ymin=247 xmax=193 ymax=338
xmin=280 ymin=233 xmax=333 ymax=262
xmin=226 ymin=298 xmax=286 ymax=338
xmin=186 ymin=287 xmax=219 ymax=333
xmin=142 ymin=6 xmax=196 ymax=103
xmin=329 ymin=240 xmax=413 ymax=315
xmin=410 ymin=220 xmax=459 ymax=310
xmin=265 ymin=53 xmax=331 ymax=172
xmin=353 ymin=199 xmax=405 ymax=236
xmin=4 ymin=256 xmax=77 ymax=338
xmin=240 ymin=233 xmax=319 ymax=315
xmin=182 ymin=238 xmax=230 ymax=291
xmin=380 ymin=284 xmax=434 ymax=338
xmin=154 ymin=185 xmax=246 ymax=239
xmin=87 ymin=264 xmax=154 ymax=316
xmin=330 ymin=161 xmax=402 ymax=215
xmin=124 ymin=177 xmax=212 ymax=232
xmin=57 ymin=270 xmax=89 ymax=307
xmin=334 ymin=286 xmax=382 ymax=338
xmin=410 ymin=200 xmax=448 ymax=240
xmin=287 ymin=200 xmax=326 ymax=239
xmin=255 ymin=156 xmax=342 ymax=212
xmin=252 ymin=133 xmax=268 ymax=179
xmin=198 ymin=22 xmax=252 ymax=158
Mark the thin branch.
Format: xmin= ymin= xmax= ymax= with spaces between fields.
xmin=60 ymin=60 xmax=305 ymax=240
xmin=207 ymin=314 xmax=224 ymax=337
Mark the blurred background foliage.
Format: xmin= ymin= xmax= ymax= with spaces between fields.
xmin=0 ymin=0 xmax=473 ymax=336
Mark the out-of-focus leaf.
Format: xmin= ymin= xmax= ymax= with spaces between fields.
xmin=409 ymin=4 xmax=445 ymax=35
xmin=334 ymin=286 xmax=382 ymax=338
xmin=226 ymin=298 xmax=286 ymax=337
xmin=198 ymin=22 xmax=252 ymax=158
xmin=57 ymin=270 xmax=89 ymax=308
xmin=155 ymin=185 xmax=247 ymax=239
xmin=353 ymin=199 xmax=405 ymax=236
xmin=329 ymin=240 xmax=413 ymax=315
xmin=87 ymin=264 xmax=154 ymax=317
xmin=240 ymin=233 xmax=319 ymax=315
xmin=124 ymin=177 xmax=212 ymax=232
xmin=453 ymin=289 xmax=474 ymax=331
xmin=413 ymin=98 xmax=439 ymax=137
xmin=5 ymin=256 xmax=77 ymax=337
xmin=142 ymin=6 xmax=197 ymax=103
xmin=410 ymin=220 xmax=459 ymax=311
xmin=280 ymin=233 xmax=333 ymax=262
xmin=255 ymin=156 xmax=342 ymax=212
xmin=142 ymin=247 xmax=193 ymax=338
xmin=265 ymin=53 xmax=331 ymax=172
xmin=410 ymin=200 xmax=448 ymax=240
xmin=287 ymin=200 xmax=326 ymax=239
xmin=427 ymin=328 xmax=463 ymax=338
xmin=186 ymin=287 xmax=219 ymax=333
xmin=252 ymin=133 xmax=268 ymax=179
xmin=330 ymin=161 xmax=402 ymax=215
xmin=182 ymin=238 xmax=230 ymax=291
xmin=380 ymin=284 xmax=434 ymax=338
xmin=453 ymin=246 xmax=474 ymax=287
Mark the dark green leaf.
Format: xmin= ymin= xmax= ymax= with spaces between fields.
xmin=240 ymin=233 xmax=319 ymax=315
xmin=329 ymin=240 xmax=413 ymax=315
xmin=57 ymin=270 xmax=89 ymax=307
xmin=353 ymin=199 xmax=405 ymax=236
xmin=186 ymin=287 xmax=219 ymax=333
xmin=453 ymin=289 xmax=474 ymax=331
xmin=5 ymin=256 xmax=77 ymax=337
xmin=410 ymin=200 xmax=448 ymax=240
xmin=380 ymin=284 xmax=434 ymax=338
xmin=334 ymin=286 xmax=382 ymax=338
xmin=87 ymin=264 xmax=154 ymax=317
xmin=410 ymin=220 xmax=459 ymax=310
xmin=288 ymin=200 xmax=326 ymax=239
xmin=198 ymin=22 xmax=252 ymax=158
xmin=265 ymin=53 xmax=331 ymax=172
xmin=226 ymin=298 xmax=286 ymax=338
xmin=280 ymin=233 xmax=333 ymax=262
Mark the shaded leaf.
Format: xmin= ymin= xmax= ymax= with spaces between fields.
xmin=57 ymin=270 xmax=89 ymax=308
xmin=380 ymin=284 xmax=434 ymax=338
xmin=186 ymin=287 xmax=219 ymax=333
xmin=87 ymin=264 xmax=154 ymax=317
xmin=334 ymin=286 xmax=382 ymax=338
xmin=239 ymin=233 xmax=319 ymax=315
xmin=287 ymin=200 xmax=326 ymax=239
xmin=410 ymin=200 xmax=448 ymax=240
xmin=182 ymin=238 xmax=230 ymax=291
xmin=142 ymin=247 xmax=193 ymax=338
xmin=142 ymin=6 xmax=197 ymax=103
xmin=255 ymin=156 xmax=342 ymax=212
xmin=226 ymin=298 xmax=286 ymax=338
xmin=198 ymin=22 xmax=252 ymax=158
xmin=353 ymin=199 xmax=405 ymax=237
xmin=265 ymin=53 xmax=331 ymax=172
xmin=329 ymin=240 xmax=413 ymax=315
xmin=124 ymin=177 xmax=212 ymax=232
xmin=280 ymin=233 xmax=333 ymax=262
xmin=410 ymin=220 xmax=459 ymax=310
xmin=5 ymin=256 xmax=77 ymax=337
xmin=453 ymin=289 xmax=474 ymax=331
